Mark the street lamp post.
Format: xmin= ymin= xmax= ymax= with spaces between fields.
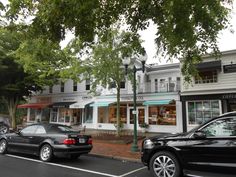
xmin=122 ymin=54 xmax=147 ymax=152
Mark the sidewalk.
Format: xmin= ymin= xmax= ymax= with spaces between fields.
xmin=90 ymin=139 xmax=143 ymax=162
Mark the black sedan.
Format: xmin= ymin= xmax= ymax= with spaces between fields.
xmin=141 ymin=112 xmax=236 ymax=177
xmin=0 ymin=123 xmax=92 ymax=162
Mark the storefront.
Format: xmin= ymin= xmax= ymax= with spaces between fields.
xmin=181 ymin=93 xmax=236 ymax=132
xmin=88 ymin=93 xmax=182 ymax=133
xmin=17 ymin=102 xmax=51 ymax=124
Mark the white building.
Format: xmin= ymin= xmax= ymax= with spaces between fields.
xmin=181 ymin=50 xmax=236 ymax=132
xmin=18 ymin=62 xmax=183 ymax=133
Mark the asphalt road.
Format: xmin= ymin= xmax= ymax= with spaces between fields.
xmin=0 ymin=154 xmax=153 ymax=177
xmin=1 ymin=153 xmax=235 ymax=177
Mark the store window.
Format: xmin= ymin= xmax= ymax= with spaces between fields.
xmin=50 ymin=108 xmax=57 ymax=122
xmin=41 ymin=108 xmax=50 ymax=122
xmin=29 ymin=109 xmax=36 ymax=121
xmin=148 ymin=105 xmax=176 ymax=125
xmin=84 ymin=105 xmax=93 ymax=123
xmin=195 ymin=71 xmax=217 ymax=84
xmin=187 ymin=100 xmax=220 ymax=125
xmin=58 ymin=108 xmax=71 ymax=123
xmin=98 ymin=107 xmax=108 ymax=123
xmin=108 ymin=105 xmax=127 ymax=124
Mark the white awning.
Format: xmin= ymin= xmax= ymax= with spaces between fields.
xmin=69 ymin=101 xmax=93 ymax=109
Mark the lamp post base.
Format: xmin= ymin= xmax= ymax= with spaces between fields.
xmin=130 ymin=143 xmax=139 ymax=152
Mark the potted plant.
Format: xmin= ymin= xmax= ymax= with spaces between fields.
xmin=139 ymin=122 xmax=149 ymax=133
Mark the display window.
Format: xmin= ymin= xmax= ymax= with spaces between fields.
xmin=58 ymin=108 xmax=72 ymax=123
xmin=187 ymin=100 xmax=220 ymax=125
xmin=50 ymin=108 xmax=57 ymax=122
xmin=108 ymin=105 xmax=127 ymax=124
xmin=148 ymin=105 xmax=176 ymax=125
xmin=84 ymin=105 xmax=93 ymax=123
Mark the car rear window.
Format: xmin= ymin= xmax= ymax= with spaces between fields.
xmin=48 ymin=125 xmax=76 ymax=133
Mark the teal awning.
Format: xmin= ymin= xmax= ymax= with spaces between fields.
xmin=90 ymin=101 xmax=115 ymax=107
xmin=143 ymin=100 xmax=174 ymax=106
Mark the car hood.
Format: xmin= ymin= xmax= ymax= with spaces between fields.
xmin=149 ymin=132 xmax=189 ymax=142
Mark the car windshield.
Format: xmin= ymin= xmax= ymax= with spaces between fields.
xmin=48 ymin=125 xmax=77 ymax=133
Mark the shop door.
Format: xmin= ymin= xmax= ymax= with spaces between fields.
xmin=129 ymin=107 xmax=145 ymax=125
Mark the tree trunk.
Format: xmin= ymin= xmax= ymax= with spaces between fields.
xmin=116 ymin=87 xmax=121 ymax=137
xmin=6 ymin=97 xmax=19 ymax=130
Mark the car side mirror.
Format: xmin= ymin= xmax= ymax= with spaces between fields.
xmin=193 ymin=131 xmax=206 ymax=139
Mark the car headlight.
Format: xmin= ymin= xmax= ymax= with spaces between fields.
xmin=143 ymin=139 xmax=154 ymax=149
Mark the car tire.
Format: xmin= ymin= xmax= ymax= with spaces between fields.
xmin=0 ymin=139 xmax=7 ymax=154
xmin=0 ymin=124 xmax=9 ymax=134
xmin=40 ymin=144 xmax=53 ymax=162
xmin=150 ymin=151 xmax=181 ymax=177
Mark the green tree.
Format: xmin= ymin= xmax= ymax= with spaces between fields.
xmin=6 ymin=0 xmax=233 ymax=80
xmin=0 ymin=28 xmax=43 ymax=129
xmin=81 ymin=29 xmax=145 ymax=136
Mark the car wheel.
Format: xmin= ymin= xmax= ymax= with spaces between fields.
xmin=0 ymin=124 xmax=9 ymax=134
xmin=0 ymin=139 xmax=7 ymax=154
xmin=150 ymin=151 xmax=181 ymax=177
xmin=40 ymin=144 xmax=53 ymax=162
xmin=70 ymin=154 xmax=80 ymax=160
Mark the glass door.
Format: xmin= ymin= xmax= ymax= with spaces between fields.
xmin=129 ymin=107 xmax=145 ymax=125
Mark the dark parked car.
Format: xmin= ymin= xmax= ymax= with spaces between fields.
xmin=0 ymin=123 xmax=92 ymax=162
xmin=141 ymin=112 xmax=236 ymax=177
xmin=0 ymin=115 xmax=10 ymax=134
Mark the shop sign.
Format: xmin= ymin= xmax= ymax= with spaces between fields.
xmin=82 ymin=96 xmax=93 ymax=100
xmin=222 ymin=94 xmax=236 ymax=99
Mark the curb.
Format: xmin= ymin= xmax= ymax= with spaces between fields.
xmin=88 ymin=153 xmax=141 ymax=163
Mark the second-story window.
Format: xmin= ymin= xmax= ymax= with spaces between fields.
xmin=86 ymin=79 xmax=90 ymax=90
xmin=60 ymin=82 xmax=64 ymax=92
xmin=154 ymin=79 xmax=158 ymax=92
xmin=73 ymin=80 xmax=77 ymax=92
xmin=49 ymin=86 xmax=53 ymax=93
xmin=120 ymin=81 xmax=125 ymax=89
xmin=195 ymin=71 xmax=217 ymax=84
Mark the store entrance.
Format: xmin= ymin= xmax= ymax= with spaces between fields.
xmin=129 ymin=107 xmax=145 ymax=125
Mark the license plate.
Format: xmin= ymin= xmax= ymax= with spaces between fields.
xmin=79 ymin=138 xmax=85 ymax=143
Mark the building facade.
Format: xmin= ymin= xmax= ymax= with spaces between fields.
xmin=181 ymin=50 xmax=236 ymax=132
xmin=18 ymin=62 xmax=183 ymax=133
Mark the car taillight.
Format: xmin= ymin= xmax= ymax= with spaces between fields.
xmin=63 ymin=138 xmax=76 ymax=145
xmin=88 ymin=138 xmax=92 ymax=145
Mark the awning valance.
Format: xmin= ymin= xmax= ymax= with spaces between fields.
xmin=69 ymin=101 xmax=93 ymax=109
xmin=17 ymin=103 xmax=51 ymax=109
xmin=90 ymin=101 xmax=115 ymax=107
xmin=196 ymin=60 xmax=221 ymax=71
xmin=51 ymin=102 xmax=76 ymax=108
xmin=143 ymin=100 xmax=175 ymax=106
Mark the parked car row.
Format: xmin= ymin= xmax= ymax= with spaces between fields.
xmin=0 ymin=123 xmax=92 ymax=162
xmin=1 ymin=112 xmax=236 ymax=176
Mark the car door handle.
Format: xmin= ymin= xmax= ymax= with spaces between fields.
xmin=28 ymin=137 xmax=33 ymax=139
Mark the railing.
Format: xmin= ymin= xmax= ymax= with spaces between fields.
xmin=138 ymin=81 xmax=181 ymax=93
